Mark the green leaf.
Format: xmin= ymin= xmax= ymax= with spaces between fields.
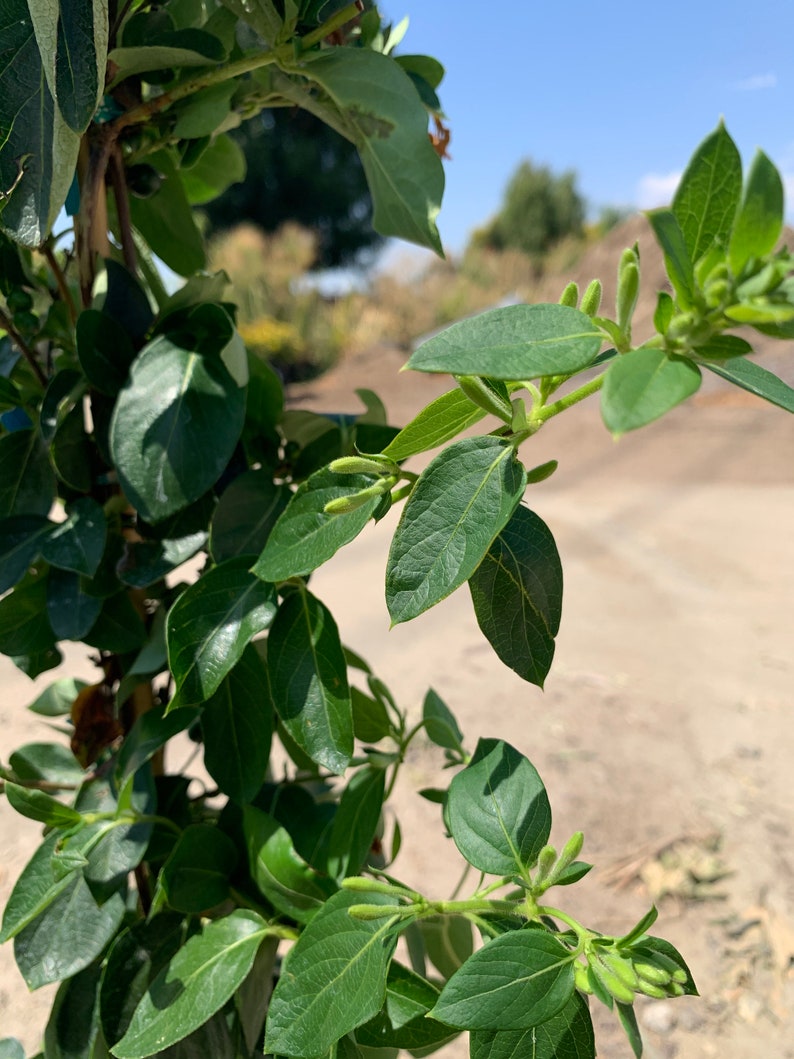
xmin=703 ymin=355 xmax=794 ymax=413
xmin=76 ymin=309 xmax=137 ymax=395
xmin=27 ymin=676 xmax=87 ymax=716
xmin=28 ymin=0 xmax=108 ymax=133
xmin=210 ymin=469 xmax=290 ymax=563
xmin=253 ymin=467 xmax=381 ymax=582
xmin=106 ymin=40 xmax=224 ymax=82
xmin=218 ymin=0 xmax=285 ymax=44
xmin=630 ymin=936 xmax=698 ymax=995
xmin=422 ymin=688 xmax=463 ymax=751
xmin=43 ymin=960 xmax=103 ymax=1059
xmin=167 ymin=557 xmax=278 ymax=710
xmin=327 ymin=767 xmax=386 ymax=880
xmin=408 ymin=305 xmax=602 ymax=378
xmin=110 ymin=334 xmax=245 ymax=523
xmin=615 ymin=1002 xmax=643 ymax=1059
xmin=50 ymin=401 xmax=93 ymax=492
xmin=0 ymin=429 xmax=56 ymax=519
xmin=601 ymin=347 xmax=701 ymax=435
xmin=302 ymin=49 xmax=445 ymax=254
xmin=0 ymin=1040 xmax=24 ymax=1059
xmin=244 ymin=805 xmax=335 ymax=922
xmin=0 ymin=374 xmax=22 ymax=411
xmin=356 ymin=963 xmax=456 ymax=1052
xmin=470 ymin=991 xmax=595 ymax=1059
xmin=201 ymin=643 xmax=274 ymax=803
xmin=128 ymin=163 xmax=206 ymax=277
xmin=115 ymin=702 xmax=200 ymax=784
xmin=9 ymin=742 xmax=83 ymax=786
xmin=0 ymin=577 xmax=56 ymax=657
xmin=672 ymin=123 xmax=742 ymax=264
xmin=446 ymin=738 xmax=551 ymax=875
xmin=468 ymin=504 xmax=562 ymax=687
xmin=154 ymin=824 xmax=237 ymax=913
xmin=41 ymin=497 xmax=106 ymax=575
xmin=382 ymin=388 xmax=486 ymax=462
xmin=419 ymin=915 xmax=473 ymax=980
xmin=351 ymin=687 xmax=392 ymax=743
xmin=0 ymin=514 xmax=51 ymax=592
xmin=83 ymin=591 xmax=147 ymax=653
xmin=267 ymin=588 xmax=353 ymax=773
xmin=432 ymin=929 xmax=576 ymax=1030
xmin=14 ymin=873 xmax=126 ymax=989
xmin=179 ymin=133 xmax=247 ymax=205
xmin=386 ymin=436 xmax=526 ymax=625
xmin=100 ymin=915 xmax=187 ymax=1048
xmin=0 ymin=1 xmax=80 ymax=246
xmin=113 ymin=910 xmax=268 ymax=1059
xmin=0 ymin=832 xmax=72 ymax=943
xmin=265 ymin=889 xmax=399 ymax=1058
xmin=47 ymin=568 xmax=103 ymax=640
xmin=693 ymin=334 xmax=752 ymax=360
xmin=645 ymin=209 xmax=694 ymax=308
xmin=728 ymin=150 xmax=784 ymax=274
xmin=724 ymin=299 xmax=794 ymax=324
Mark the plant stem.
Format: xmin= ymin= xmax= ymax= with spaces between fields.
xmin=0 ymin=307 xmax=46 ymax=386
xmin=42 ymin=243 xmax=77 ymax=326
xmin=107 ymin=144 xmax=137 ymax=273
xmin=535 ymin=371 xmax=606 ymax=424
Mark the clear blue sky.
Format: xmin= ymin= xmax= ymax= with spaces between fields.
xmin=386 ymin=0 xmax=794 ymax=256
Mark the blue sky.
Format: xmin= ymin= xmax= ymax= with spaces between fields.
xmin=387 ymin=0 xmax=794 ymax=257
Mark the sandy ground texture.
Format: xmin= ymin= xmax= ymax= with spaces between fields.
xmin=2 ymin=226 xmax=794 ymax=1056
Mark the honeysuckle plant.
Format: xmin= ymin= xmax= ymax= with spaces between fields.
xmin=0 ymin=2 xmax=793 ymax=1057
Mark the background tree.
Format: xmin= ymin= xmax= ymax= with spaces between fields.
xmin=204 ymin=107 xmax=382 ymax=270
xmin=474 ymin=159 xmax=585 ymax=256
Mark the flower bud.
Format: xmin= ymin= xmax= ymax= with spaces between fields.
xmin=559 ymin=281 xmax=579 ymax=308
xmin=580 ymin=279 xmax=602 ymax=317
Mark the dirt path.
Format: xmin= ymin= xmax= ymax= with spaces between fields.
xmin=2 ymin=356 xmax=793 ymax=1058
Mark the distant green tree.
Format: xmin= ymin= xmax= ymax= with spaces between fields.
xmin=475 ymin=160 xmax=585 ymax=256
xmin=203 ymin=93 xmax=383 ymax=270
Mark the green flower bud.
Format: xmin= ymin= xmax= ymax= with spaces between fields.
xmin=455 ymin=375 xmax=513 ymax=423
xmin=616 ymin=258 xmax=640 ymax=338
xmin=324 ymin=480 xmax=391 ymax=515
xmin=654 ymin=291 xmax=674 ymax=334
xmin=525 ymin=459 xmax=558 ymax=484
xmin=599 ymin=950 xmax=640 ymax=991
xmin=589 ymin=954 xmax=636 ymax=1005
xmin=329 ymin=455 xmax=396 ymax=476
xmin=534 ymin=844 xmax=557 ymax=883
xmin=632 ymin=960 xmax=672 ymax=986
xmin=635 ymin=978 xmax=668 ymax=999
xmin=574 ymin=962 xmax=594 ymax=994
xmin=559 ymin=281 xmax=579 ymax=308
xmin=580 ymin=279 xmax=602 ymax=317
xmin=347 ymin=903 xmax=402 ymax=920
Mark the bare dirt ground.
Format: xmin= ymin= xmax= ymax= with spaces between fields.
xmin=2 ymin=225 xmax=793 ymax=1056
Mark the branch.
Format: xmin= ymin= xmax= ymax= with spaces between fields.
xmin=0 ymin=306 xmax=47 ymax=386
xmin=107 ymin=144 xmax=137 ymax=273
xmin=41 ymin=243 xmax=78 ymax=326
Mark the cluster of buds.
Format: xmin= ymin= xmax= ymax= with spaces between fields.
xmin=576 ymin=941 xmax=689 ymax=1005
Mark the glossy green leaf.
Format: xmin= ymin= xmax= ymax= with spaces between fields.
xmin=265 ymin=889 xmax=399 ymax=1058
xmin=28 ymin=0 xmax=108 ymax=133
xmin=615 ymin=1001 xmax=642 ymax=1059
xmin=83 ymin=591 xmax=147 ymax=653
xmin=0 ymin=1040 xmax=24 ymax=1059
xmin=74 ymin=775 xmax=153 ymax=899
xmin=432 ymin=929 xmax=576 ymax=1030
xmin=601 ymin=347 xmax=701 ymax=435
xmin=0 ymin=577 xmax=56 ymax=657
xmin=200 ymin=643 xmax=273 ymax=802
xmin=0 ymin=514 xmax=51 ymax=592
xmin=14 ymin=873 xmax=126 ymax=989
xmin=210 ymin=469 xmax=290 ymax=563
xmin=468 ymin=504 xmax=562 ymax=687
xmin=419 ymin=915 xmax=473 ymax=980
xmin=727 ymin=149 xmax=784 ymax=275
xmin=357 ymin=963 xmax=456 ymax=1052
xmin=167 ymin=557 xmax=277 ymax=710
xmin=0 ymin=1 xmax=80 ymax=246
xmin=302 ymin=49 xmax=444 ymax=254
xmin=46 ymin=568 xmax=103 ymax=640
xmin=382 ymin=388 xmax=486 ymax=462
xmin=100 ymin=915 xmax=186 ymax=1048
xmin=703 ymin=355 xmax=794 ymax=413
xmin=50 ymin=402 xmax=93 ymax=491
xmin=422 ymin=688 xmax=464 ymax=751
xmin=645 ymin=209 xmax=694 ymax=308
xmin=115 ymin=702 xmax=200 ymax=784
xmin=41 ymin=497 xmax=106 ymax=575
xmin=111 ymin=334 xmax=245 ymax=523
xmin=244 ymin=805 xmax=335 ymax=922
xmin=129 ymin=165 xmax=206 ymax=277
xmin=116 ymin=529 xmax=208 ymax=590
xmin=0 ymin=832 xmax=72 ymax=943
xmin=253 ymin=467 xmax=381 ymax=582
xmin=76 ymin=309 xmax=137 ymax=395
xmin=408 ymin=304 xmax=602 ymax=378
xmin=0 ymin=429 xmax=56 ymax=518
xmin=470 ymin=991 xmax=595 ymax=1059
xmin=267 ymin=588 xmax=353 ymax=773
xmin=179 ymin=133 xmax=247 ymax=205
xmin=113 ymin=910 xmax=268 ymax=1059
xmin=43 ymin=960 xmax=103 ymax=1059
xmin=446 ymin=738 xmax=551 ymax=875
xmin=98 ymin=259 xmax=154 ymax=348
xmin=327 ymin=767 xmax=386 ymax=880
xmin=672 ymin=123 xmax=742 ymax=264
xmin=155 ymin=824 xmax=237 ymax=913
xmin=27 ymin=676 xmax=87 ymax=716
xmin=386 ymin=436 xmax=526 ymax=625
